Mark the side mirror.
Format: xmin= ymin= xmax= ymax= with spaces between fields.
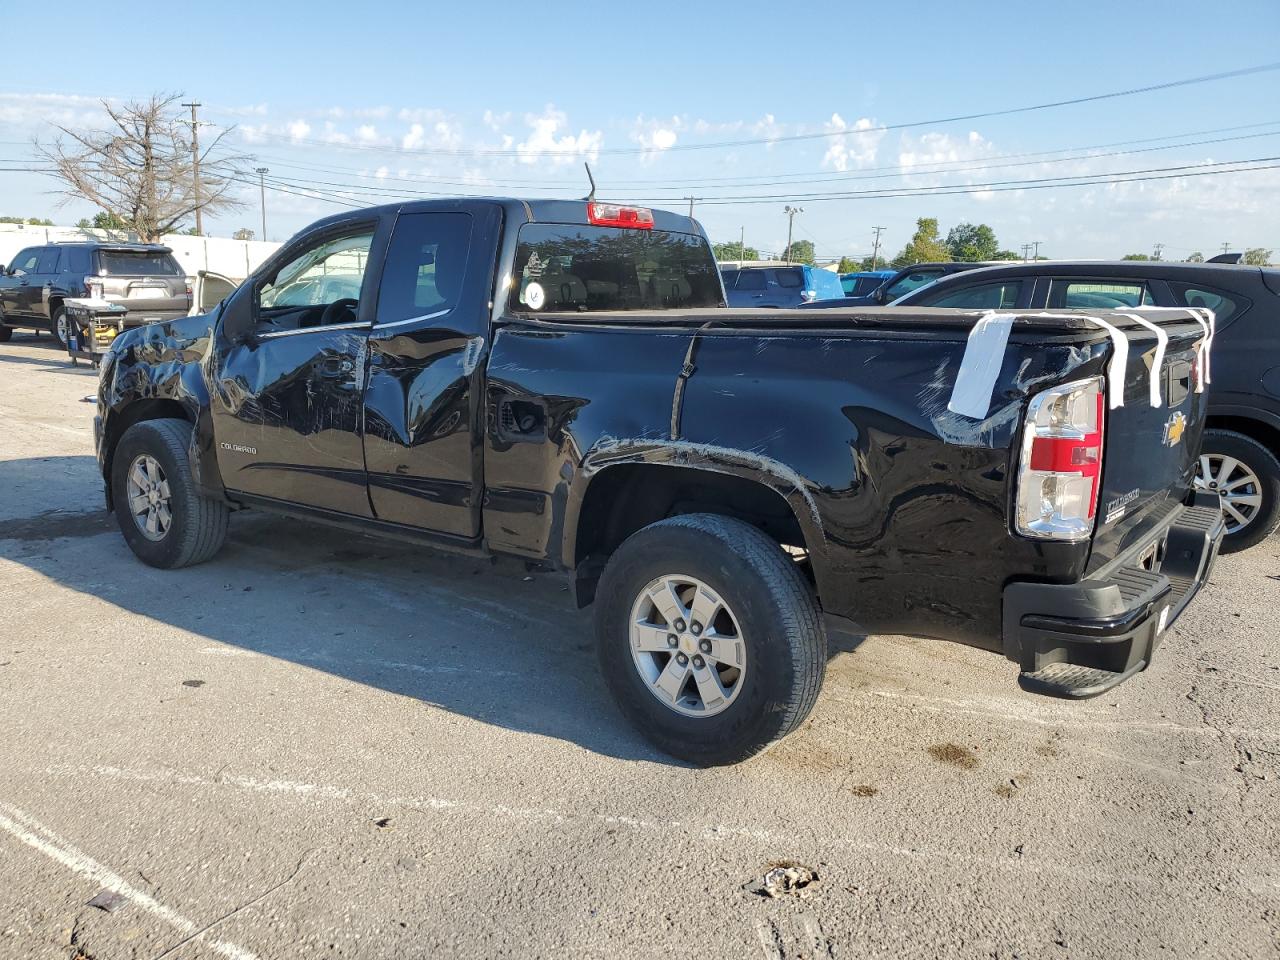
xmin=217 ymin=285 xmax=256 ymax=344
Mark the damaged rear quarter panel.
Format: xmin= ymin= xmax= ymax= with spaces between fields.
xmin=484 ymin=320 xmax=1105 ymax=647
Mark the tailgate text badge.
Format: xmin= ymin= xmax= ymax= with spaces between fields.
xmin=1163 ymin=412 xmax=1187 ymax=447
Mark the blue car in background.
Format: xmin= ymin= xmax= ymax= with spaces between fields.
xmin=721 ymin=263 xmax=845 ymax=307
xmin=840 ymin=270 xmax=894 ymax=297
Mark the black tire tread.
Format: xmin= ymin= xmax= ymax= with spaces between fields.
xmin=596 ymin=512 xmax=826 ymax=765
xmin=1203 ymin=428 xmax=1280 ymax=553
xmin=114 ymin=418 xmax=229 ymax=568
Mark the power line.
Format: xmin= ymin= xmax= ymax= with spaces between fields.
xmin=227 ymin=63 xmax=1280 ymax=159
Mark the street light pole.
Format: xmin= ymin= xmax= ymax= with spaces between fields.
xmin=784 ymin=205 xmax=803 ymax=263
xmin=255 ymin=167 xmax=269 ymax=241
xmin=181 ymin=101 xmax=203 ymax=236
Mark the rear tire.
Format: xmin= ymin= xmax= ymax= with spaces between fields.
xmin=1198 ymin=428 xmax=1280 ymax=553
xmin=50 ymin=308 xmax=68 ymax=348
xmin=0 ymin=324 xmax=11 ymax=342
xmin=594 ymin=513 xmax=826 ymax=766
xmin=111 ymin=418 xmax=229 ymax=569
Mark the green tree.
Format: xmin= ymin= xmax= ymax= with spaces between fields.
xmin=945 ymin=222 xmax=999 ymax=262
xmin=836 ymin=256 xmax=859 ymax=273
xmin=780 ymin=239 xmax=815 ymax=264
xmin=712 ymin=240 xmax=760 ymax=262
xmin=92 ymin=211 xmax=127 ymax=230
xmin=1121 ymin=253 xmax=1151 ymax=261
xmin=1185 ymin=251 xmax=1205 ymax=263
xmin=994 ymin=249 xmax=1021 ymax=261
xmin=1243 ymin=247 xmax=1274 ymax=266
xmin=891 ymin=218 xmax=950 ymax=268
xmin=0 ymin=215 xmax=52 ymax=225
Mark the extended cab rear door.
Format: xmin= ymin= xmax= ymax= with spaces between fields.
xmin=360 ymin=202 xmax=502 ymax=540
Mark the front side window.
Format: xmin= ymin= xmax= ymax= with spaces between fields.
xmin=885 ymin=269 xmax=944 ymax=300
xmin=9 ymin=248 xmax=39 ymax=274
xmin=1166 ymin=281 xmax=1245 ymax=325
xmin=509 ymin=224 xmax=723 ymax=312
xmin=377 ymin=212 xmax=473 ymax=325
xmin=922 ymin=280 xmax=1022 ymax=309
xmin=733 ymin=270 xmax=766 ymax=291
xmin=1049 ymin=280 xmax=1152 ymax=309
xmin=258 ymin=230 xmax=374 ymax=330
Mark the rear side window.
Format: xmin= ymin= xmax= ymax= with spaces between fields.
xmin=733 ymin=270 xmax=766 ymax=291
xmin=774 ymin=268 xmax=804 ymax=289
xmin=509 ymin=224 xmax=723 ymax=312
xmin=96 ymin=250 xmax=183 ymax=276
xmin=1049 ymin=280 xmax=1153 ymax=309
xmin=921 ymin=280 xmax=1022 ymax=309
xmin=35 ymin=248 xmax=59 ymax=273
xmin=840 ymin=276 xmax=857 ymax=295
xmin=884 ymin=269 xmax=944 ymax=300
xmin=60 ymin=248 xmax=91 ymax=273
xmin=377 ymin=212 xmax=473 ymax=324
xmin=1166 ymin=281 xmax=1246 ymax=325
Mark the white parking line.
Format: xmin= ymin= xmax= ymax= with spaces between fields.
xmin=0 ymin=801 xmax=260 ymax=960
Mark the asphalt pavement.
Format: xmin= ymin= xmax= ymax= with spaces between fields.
xmin=1 ymin=331 xmax=1277 ymax=959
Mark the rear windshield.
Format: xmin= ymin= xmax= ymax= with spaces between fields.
xmin=509 ymin=224 xmax=723 ymax=312
xmin=95 ymin=250 xmax=183 ymax=276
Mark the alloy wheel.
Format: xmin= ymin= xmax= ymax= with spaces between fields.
xmin=126 ymin=454 xmax=174 ymax=541
xmin=629 ymin=574 xmax=747 ymax=718
xmin=1196 ymin=453 xmax=1263 ymax=534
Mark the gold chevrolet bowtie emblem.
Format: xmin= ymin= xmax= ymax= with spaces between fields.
xmin=1164 ymin=411 xmax=1187 ymax=447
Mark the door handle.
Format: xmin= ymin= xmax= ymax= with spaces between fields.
xmin=317 ymin=356 xmax=354 ymax=377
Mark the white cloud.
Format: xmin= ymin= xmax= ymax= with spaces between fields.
xmin=482 ymin=109 xmax=512 ymax=132
xmin=629 ymin=115 xmax=682 ymax=164
xmin=402 ymin=123 xmax=425 ymax=150
xmin=516 ymin=105 xmax=602 ymax=166
xmin=373 ymin=166 xmax=389 ymax=180
xmin=822 ymin=113 xmax=883 ymax=171
xmin=356 ymin=124 xmax=380 ymax=144
xmin=287 ymin=119 xmax=312 ymax=142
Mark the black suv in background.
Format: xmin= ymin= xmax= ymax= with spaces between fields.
xmin=799 ymin=260 xmax=1009 ymax=308
xmin=0 ymin=242 xmax=191 ymax=346
xmin=893 ymin=260 xmax=1280 ymax=551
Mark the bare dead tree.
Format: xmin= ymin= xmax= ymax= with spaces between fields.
xmin=36 ymin=93 xmax=248 ymax=241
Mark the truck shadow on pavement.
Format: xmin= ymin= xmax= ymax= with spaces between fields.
xmin=0 ymin=455 xmax=867 ymax=766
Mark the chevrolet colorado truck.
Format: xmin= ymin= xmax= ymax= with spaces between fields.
xmin=94 ymin=198 xmax=1224 ymax=765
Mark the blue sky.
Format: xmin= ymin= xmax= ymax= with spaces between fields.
xmin=2 ymin=0 xmax=1278 ymax=260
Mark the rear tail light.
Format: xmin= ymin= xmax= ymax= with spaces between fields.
xmin=1015 ymin=377 xmax=1105 ymax=541
xmin=185 ymin=280 xmax=193 ymax=299
xmin=586 ymin=202 xmax=654 ymax=230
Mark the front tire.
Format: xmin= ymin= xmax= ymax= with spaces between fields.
xmin=595 ymin=513 xmax=826 ymax=766
xmin=111 ymin=418 xmax=229 ymax=568
xmin=0 ymin=324 xmax=11 ymax=342
xmin=1197 ymin=429 xmax=1280 ymax=553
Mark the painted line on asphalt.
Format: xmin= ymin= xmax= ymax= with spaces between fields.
xmin=0 ymin=801 xmax=259 ymax=960
xmin=39 ymin=762 xmax=1216 ymax=890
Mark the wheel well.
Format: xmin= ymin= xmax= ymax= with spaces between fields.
xmin=102 ymin=400 xmax=192 ymax=508
xmin=48 ymin=297 xmax=64 ymax=316
xmin=1206 ymin=415 xmax=1280 ymax=455
xmin=571 ymin=463 xmax=811 ymax=607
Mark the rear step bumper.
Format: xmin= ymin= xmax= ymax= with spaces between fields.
xmin=1003 ymin=494 xmax=1224 ymax=699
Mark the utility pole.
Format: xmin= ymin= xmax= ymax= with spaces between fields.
xmin=255 ymin=167 xmax=269 ymax=240
xmin=739 ymin=225 xmax=746 ymax=262
xmin=784 ymin=205 xmax=803 ymax=263
xmin=1221 ymin=242 xmax=1231 ymax=254
xmin=1153 ymin=242 xmax=1165 ymax=261
xmin=871 ymin=226 xmax=886 ymax=269
xmin=181 ymin=101 xmax=203 ymax=236
xmin=684 ymin=196 xmax=700 ymax=219
xmin=1020 ymin=243 xmax=1032 ymax=261
xmin=1031 ymin=241 xmax=1043 ymax=260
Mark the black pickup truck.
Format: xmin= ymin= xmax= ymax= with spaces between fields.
xmin=94 ymin=198 xmax=1224 ymax=765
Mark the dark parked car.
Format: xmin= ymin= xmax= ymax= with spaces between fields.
xmin=840 ymin=269 xmax=894 ymax=297
xmin=892 ymin=260 xmax=1280 ymax=551
xmin=0 ymin=241 xmax=191 ymax=346
xmin=799 ymin=260 xmax=1007 ymax=308
xmin=721 ymin=263 xmax=844 ymax=307
xmin=94 ymin=198 xmax=1221 ymax=764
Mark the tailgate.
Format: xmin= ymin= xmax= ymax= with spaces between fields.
xmin=1089 ymin=311 xmax=1210 ymax=570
